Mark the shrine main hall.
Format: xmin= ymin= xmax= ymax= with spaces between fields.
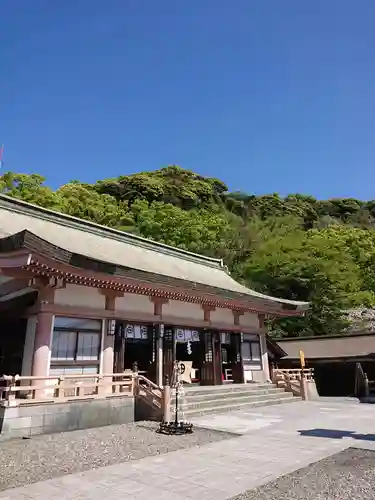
xmin=0 ymin=195 xmax=308 ymax=387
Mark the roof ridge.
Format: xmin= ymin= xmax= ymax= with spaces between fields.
xmin=0 ymin=194 xmax=224 ymax=269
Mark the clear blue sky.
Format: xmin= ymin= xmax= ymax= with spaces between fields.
xmin=1 ymin=1 xmax=374 ymax=199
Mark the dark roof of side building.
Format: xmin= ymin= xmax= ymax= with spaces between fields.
xmin=277 ymin=334 xmax=375 ymax=359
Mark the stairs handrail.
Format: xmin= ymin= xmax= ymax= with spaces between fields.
xmin=355 ymin=362 xmax=369 ymax=398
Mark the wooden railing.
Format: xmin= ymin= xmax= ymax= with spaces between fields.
xmin=0 ymin=372 xmax=135 ymax=406
xmin=272 ymin=368 xmax=314 ymax=398
xmin=0 ymin=369 xmax=169 ymax=420
xmin=273 ymin=368 xmax=314 ymax=382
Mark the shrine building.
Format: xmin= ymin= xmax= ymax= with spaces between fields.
xmin=0 ymin=195 xmax=308 ymax=387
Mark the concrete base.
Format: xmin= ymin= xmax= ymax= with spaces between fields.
xmin=0 ymin=397 xmax=135 ymax=441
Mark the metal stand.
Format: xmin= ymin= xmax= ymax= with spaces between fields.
xmin=157 ymin=362 xmax=193 ymax=435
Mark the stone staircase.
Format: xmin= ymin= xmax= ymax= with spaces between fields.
xmin=359 ymin=379 xmax=375 ymax=403
xmin=171 ymin=383 xmax=299 ymax=419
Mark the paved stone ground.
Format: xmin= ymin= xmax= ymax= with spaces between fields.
xmin=231 ymin=447 xmax=375 ymax=500
xmin=2 ymin=399 xmax=375 ymax=499
xmin=0 ymin=421 xmax=233 ymax=491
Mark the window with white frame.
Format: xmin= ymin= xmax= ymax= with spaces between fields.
xmin=241 ymin=334 xmax=261 ymax=364
xmin=51 ymin=317 xmax=102 ymax=372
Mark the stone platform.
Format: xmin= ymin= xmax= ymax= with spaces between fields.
xmin=2 ymin=398 xmax=375 ymax=499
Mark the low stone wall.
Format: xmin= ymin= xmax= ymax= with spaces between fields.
xmin=0 ymin=396 xmax=135 ymax=441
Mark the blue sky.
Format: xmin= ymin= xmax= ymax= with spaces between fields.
xmin=1 ymin=0 xmax=374 ymax=199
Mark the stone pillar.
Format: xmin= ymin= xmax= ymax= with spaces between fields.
xmin=32 ymin=311 xmax=54 ymax=379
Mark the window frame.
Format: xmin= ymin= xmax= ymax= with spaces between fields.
xmin=241 ymin=338 xmax=262 ymax=365
xmin=50 ymin=318 xmax=102 ymax=368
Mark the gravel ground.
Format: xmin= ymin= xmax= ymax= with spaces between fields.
xmin=231 ymin=447 xmax=375 ymax=500
xmin=0 ymin=421 xmax=233 ymax=491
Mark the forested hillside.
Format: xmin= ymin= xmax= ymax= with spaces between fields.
xmin=2 ymin=166 xmax=375 ymax=338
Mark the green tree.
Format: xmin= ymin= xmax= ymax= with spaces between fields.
xmin=57 ymin=183 xmax=135 ymax=231
xmin=0 ymin=172 xmax=60 ymax=208
xmin=3 ymin=167 xmax=375 ymax=338
xmin=131 ymin=200 xmax=246 ymax=264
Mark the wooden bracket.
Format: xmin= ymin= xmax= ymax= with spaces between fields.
xmin=149 ymin=296 xmax=169 ymax=316
xmin=258 ymin=313 xmax=266 ymax=329
xmin=201 ymin=304 xmax=216 ymax=322
xmin=30 ymin=276 xmax=66 ymax=306
xmin=99 ymin=289 xmax=124 ymax=311
xmin=232 ymin=310 xmax=244 ymax=326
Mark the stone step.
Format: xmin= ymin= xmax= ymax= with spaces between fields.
xmin=172 ymin=383 xmax=276 ymax=398
xmin=173 ymin=390 xmax=293 ymax=412
xmin=171 ymin=386 xmax=285 ymax=405
xmin=180 ymin=394 xmax=300 ymax=418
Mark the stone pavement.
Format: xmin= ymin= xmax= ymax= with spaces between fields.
xmin=2 ymin=399 xmax=375 ymax=500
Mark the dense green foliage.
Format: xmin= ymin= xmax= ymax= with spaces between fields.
xmin=2 ymin=166 xmax=375 ymax=337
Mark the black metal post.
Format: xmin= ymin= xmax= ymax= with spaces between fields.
xmin=175 ymin=369 xmax=179 ymax=425
xmin=157 ymin=362 xmax=193 ymax=435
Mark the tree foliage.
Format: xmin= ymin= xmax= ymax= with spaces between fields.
xmin=2 ymin=166 xmax=375 ymax=338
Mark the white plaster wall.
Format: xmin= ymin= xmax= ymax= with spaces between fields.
xmin=240 ymin=312 xmax=260 ymax=329
xmin=244 ymin=367 xmax=253 ymax=382
xmin=250 ymin=369 xmax=267 ymax=383
xmin=162 ymin=300 xmax=202 ymax=320
xmin=210 ymin=307 xmax=233 ymax=327
xmin=116 ymin=293 xmax=154 ymax=315
xmin=54 ymin=284 xmax=106 ymax=309
xmin=21 ymin=316 xmax=37 ymax=378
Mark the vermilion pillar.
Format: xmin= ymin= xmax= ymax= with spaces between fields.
xmin=30 ymin=280 xmax=56 ymax=381
xmin=31 ymin=311 xmax=54 ymax=378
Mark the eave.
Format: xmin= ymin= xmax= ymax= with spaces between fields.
xmin=24 ymin=257 xmax=303 ymax=316
xmin=0 ymin=252 xmax=302 ymax=318
xmin=0 ymin=230 xmax=308 ymax=317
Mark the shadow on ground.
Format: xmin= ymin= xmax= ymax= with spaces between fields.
xmin=299 ymin=428 xmax=375 ymax=441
